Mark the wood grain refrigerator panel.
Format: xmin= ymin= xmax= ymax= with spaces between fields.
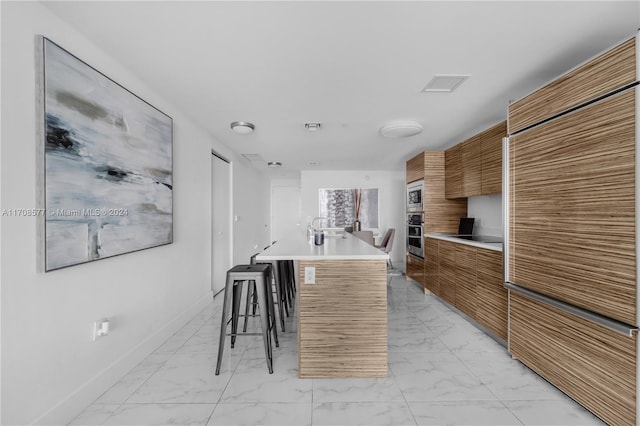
xmin=510 ymin=292 xmax=637 ymax=426
xmin=509 ymin=88 xmax=636 ymax=325
xmin=508 ymin=37 xmax=636 ymax=134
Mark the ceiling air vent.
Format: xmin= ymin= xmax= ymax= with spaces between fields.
xmin=422 ymin=75 xmax=470 ymax=93
xmin=241 ymin=153 xmax=264 ymax=162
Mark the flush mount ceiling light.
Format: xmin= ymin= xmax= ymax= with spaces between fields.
xmin=379 ymin=121 xmax=423 ymax=138
xmin=230 ymin=121 xmax=255 ymax=134
xmin=305 ymin=122 xmax=322 ymax=132
xmin=267 ymin=161 xmax=282 ymax=168
xmin=422 ymin=75 xmax=470 ymax=93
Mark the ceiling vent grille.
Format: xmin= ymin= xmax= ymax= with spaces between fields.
xmin=241 ymin=153 xmax=264 ymax=162
xmin=422 ymin=75 xmax=470 ymax=93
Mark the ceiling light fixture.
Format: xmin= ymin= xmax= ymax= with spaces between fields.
xmin=305 ymin=122 xmax=322 ymax=132
xmin=267 ymin=161 xmax=282 ymax=168
xmin=309 ymin=161 xmax=319 ymax=166
xmin=230 ymin=121 xmax=255 ymax=134
xmin=379 ymin=121 xmax=423 ymax=138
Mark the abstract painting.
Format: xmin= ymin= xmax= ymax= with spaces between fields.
xmin=319 ymin=188 xmax=379 ymax=229
xmin=40 ymin=38 xmax=173 ymax=271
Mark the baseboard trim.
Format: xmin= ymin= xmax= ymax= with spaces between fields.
xmin=32 ymin=292 xmax=213 ymax=426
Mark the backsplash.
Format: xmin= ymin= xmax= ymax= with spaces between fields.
xmin=467 ymin=193 xmax=502 ymax=237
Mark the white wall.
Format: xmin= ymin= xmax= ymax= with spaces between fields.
xmin=0 ymin=2 xmax=270 ymax=425
xmin=467 ymin=194 xmax=503 ymax=237
xmin=301 ymin=170 xmax=406 ymax=269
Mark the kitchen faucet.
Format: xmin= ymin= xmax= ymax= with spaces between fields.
xmin=311 ymin=216 xmax=328 ymax=230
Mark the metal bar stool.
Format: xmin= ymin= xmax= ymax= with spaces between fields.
xmin=245 ymin=254 xmax=282 ymax=339
xmin=215 ymin=264 xmax=276 ymax=374
xmin=280 ymin=260 xmax=296 ymax=311
xmin=277 ymin=260 xmax=291 ymax=317
xmin=258 ymin=245 xmax=287 ymax=332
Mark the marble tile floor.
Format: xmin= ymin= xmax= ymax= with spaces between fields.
xmin=69 ymin=275 xmax=605 ymax=426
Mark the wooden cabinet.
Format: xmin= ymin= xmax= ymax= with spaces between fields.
xmin=444 ymin=146 xmax=463 ymax=199
xmin=406 ymin=152 xmax=424 ymax=183
xmin=446 ymin=121 xmax=506 ymax=199
xmin=476 ymin=249 xmax=506 ymax=340
xmin=423 ymin=152 xmax=467 ymax=234
xmin=508 ymin=37 xmax=636 ymax=134
xmin=480 ymin=121 xmax=506 ymax=195
xmin=510 ymin=292 xmax=637 ymax=426
xmin=429 ymin=238 xmax=506 ymax=339
xmin=437 ymin=241 xmax=457 ymax=305
xmin=424 ymin=237 xmax=439 ymax=295
xmin=406 ymin=151 xmax=466 ymax=232
xmin=406 ymin=254 xmax=425 ymax=286
xmin=454 ymin=244 xmax=477 ymax=318
xmin=509 ymin=89 xmax=636 ymax=325
xmin=461 ymin=137 xmax=482 ymax=197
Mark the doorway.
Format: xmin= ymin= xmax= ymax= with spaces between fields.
xmin=211 ymin=152 xmax=232 ymax=296
xmin=271 ymin=186 xmax=301 ymax=242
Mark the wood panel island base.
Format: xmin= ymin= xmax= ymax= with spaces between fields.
xmin=298 ymin=259 xmax=387 ymax=378
xmin=256 ymin=233 xmax=389 ymax=378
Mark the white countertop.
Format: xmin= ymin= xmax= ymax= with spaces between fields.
xmin=256 ymin=231 xmax=389 ymax=261
xmin=425 ymin=233 xmax=503 ymax=252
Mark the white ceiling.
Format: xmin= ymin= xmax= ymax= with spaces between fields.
xmin=42 ymin=1 xmax=639 ymax=179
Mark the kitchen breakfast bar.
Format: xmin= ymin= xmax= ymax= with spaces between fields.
xmin=256 ymin=232 xmax=389 ymax=378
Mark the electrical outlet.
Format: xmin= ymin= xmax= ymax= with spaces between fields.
xmin=92 ymin=319 xmax=110 ymax=340
xmin=304 ymin=266 xmax=316 ymax=284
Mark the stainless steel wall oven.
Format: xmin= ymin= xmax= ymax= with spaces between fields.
xmin=407 ymin=213 xmax=424 ymax=258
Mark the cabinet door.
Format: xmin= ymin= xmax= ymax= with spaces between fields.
xmin=461 ymin=137 xmax=482 ymax=197
xmin=406 ymin=152 xmax=424 ymax=183
xmin=406 ymin=254 xmax=425 ymax=286
xmin=476 ymin=249 xmax=506 ymax=340
xmin=509 ymin=37 xmax=635 ymax=134
xmin=509 ymin=88 xmax=636 ymax=325
xmin=455 ymin=244 xmax=477 ymax=318
xmin=480 ymin=121 xmax=506 ymax=195
xmin=444 ymin=145 xmax=462 ymax=199
xmin=424 ymin=238 xmax=439 ymax=295
xmin=438 ymin=241 xmax=456 ymax=305
xmin=510 ymin=292 xmax=637 ymax=426
xmin=424 ymin=152 xmax=467 ymax=234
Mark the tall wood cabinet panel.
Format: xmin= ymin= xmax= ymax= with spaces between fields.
xmin=510 ymin=292 xmax=637 ymax=426
xmin=480 ymin=121 xmax=506 ymax=195
xmin=444 ymin=145 xmax=463 ymax=199
xmin=476 ymin=249 xmax=506 ymax=340
xmin=424 ymin=238 xmax=439 ymax=295
xmin=461 ymin=136 xmax=482 ymax=197
xmin=509 ymin=89 xmax=636 ymax=325
xmin=406 ymin=253 xmax=425 ymax=286
xmin=438 ymin=241 xmax=456 ymax=305
xmin=508 ymin=37 xmax=636 ymax=134
xmin=454 ymin=244 xmax=477 ymax=318
xmin=406 ymin=153 xmax=424 ymax=183
xmin=424 ymin=152 xmax=467 ymax=234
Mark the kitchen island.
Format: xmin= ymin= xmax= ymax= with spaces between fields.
xmin=256 ymin=232 xmax=389 ymax=378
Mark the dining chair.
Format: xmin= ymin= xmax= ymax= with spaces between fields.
xmin=374 ymin=228 xmax=395 ymax=269
xmin=352 ymin=230 xmax=374 ymax=245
